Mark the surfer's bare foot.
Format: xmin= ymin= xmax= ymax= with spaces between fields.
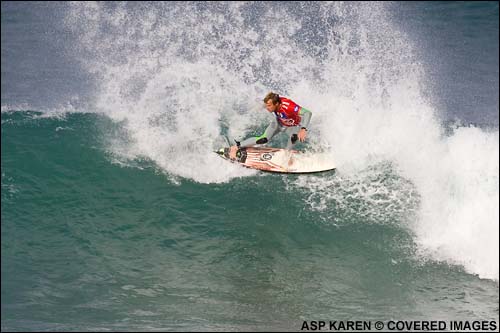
xmin=229 ymin=146 xmax=238 ymax=159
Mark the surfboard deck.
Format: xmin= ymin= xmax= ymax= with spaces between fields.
xmin=216 ymin=147 xmax=336 ymax=174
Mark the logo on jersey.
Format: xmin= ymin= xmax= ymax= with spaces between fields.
xmin=275 ymin=112 xmax=296 ymax=126
xmin=281 ymin=119 xmax=297 ymax=126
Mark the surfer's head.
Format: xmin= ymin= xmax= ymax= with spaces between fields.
xmin=263 ymin=92 xmax=281 ymax=112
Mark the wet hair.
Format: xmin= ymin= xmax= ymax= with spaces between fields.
xmin=263 ymin=92 xmax=280 ymax=105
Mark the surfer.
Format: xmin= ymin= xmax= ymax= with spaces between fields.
xmin=229 ymin=92 xmax=312 ymax=159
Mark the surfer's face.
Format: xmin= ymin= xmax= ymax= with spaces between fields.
xmin=265 ymin=100 xmax=279 ymax=112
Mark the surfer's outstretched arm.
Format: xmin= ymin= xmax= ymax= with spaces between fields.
xmin=238 ymin=118 xmax=280 ymax=148
xmin=229 ymin=119 xmax=281 ymax=159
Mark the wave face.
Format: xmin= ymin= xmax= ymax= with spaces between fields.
xmin=2 ymin=1 xmax=499 ymax=331
xmin=62 ymin=1 xmax=499 ymax=279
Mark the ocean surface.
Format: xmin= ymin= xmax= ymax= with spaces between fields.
xmin=1 ymin=2 xmax=499 ymax=331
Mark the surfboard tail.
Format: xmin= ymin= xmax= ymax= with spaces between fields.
xmin=215 ymin=148 xmax=230 ymax=158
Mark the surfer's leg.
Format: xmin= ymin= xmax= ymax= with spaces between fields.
xmin=285 ymin=126 xmax=301 ymax=150
xmin=239 ymin=119 xmax=280 ymax=147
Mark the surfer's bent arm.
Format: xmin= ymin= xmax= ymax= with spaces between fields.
xmin=296 ymin=107 xmax=311 ymax=142
xmin=299 ymin=107 xmax=312 ymax=129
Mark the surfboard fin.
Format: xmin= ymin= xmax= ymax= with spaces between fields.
xmin=223 ymin=136 xmax=231 ymax=147
xmin=215 ymin=147 xmax=231 ymax=158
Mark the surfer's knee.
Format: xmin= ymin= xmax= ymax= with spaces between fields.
xmin=256 ymin=137 xmax=268 ymax=144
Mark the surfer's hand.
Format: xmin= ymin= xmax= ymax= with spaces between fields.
xmin=298 ymin=128 xmax=307 ymax=142
xmin=229 ymin=145 xmax=238 ymax=159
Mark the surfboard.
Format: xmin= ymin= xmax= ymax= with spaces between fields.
xmin=216 ymin=147 xmax=336 ymax=174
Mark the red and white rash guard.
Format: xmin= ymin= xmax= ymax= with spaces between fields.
xmin=274 ymin=97 xmax=302 ymax=127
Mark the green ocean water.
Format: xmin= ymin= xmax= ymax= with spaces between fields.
xmin=2 ymin=1 xmax=499 ymax=331
xmin=2 ymin=111 xmax=498 ymax=331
